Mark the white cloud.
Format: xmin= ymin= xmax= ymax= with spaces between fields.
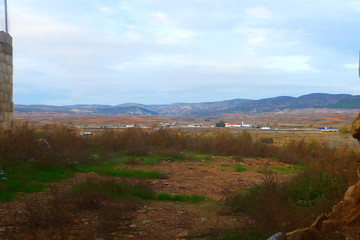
xmin=344 ymin=63 xmax=358 ymax=69
xmin=99 ymin=7 xmax=115 ymax=13
xmin=245 ymin=7 xmax=272 ymax=19
xmin=235 ymin=27 xmax=269 ymax=45
xmin=260 ymin=56 xmax=319 ymax=72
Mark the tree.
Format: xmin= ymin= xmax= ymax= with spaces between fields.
xmin=215 ymin=120 xmax=225 ymax=127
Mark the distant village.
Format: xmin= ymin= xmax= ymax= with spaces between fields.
xmin=79 ymin=120 xmax=339 ymax=135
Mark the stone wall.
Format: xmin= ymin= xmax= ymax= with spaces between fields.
xmin=0 ymin=31 xmax=13 ymax=128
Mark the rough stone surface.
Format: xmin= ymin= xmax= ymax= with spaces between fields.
xmin=0 ymin=31 xmax=13 ymax=128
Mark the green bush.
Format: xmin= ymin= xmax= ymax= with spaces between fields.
xmin=226 ymin=170 xmax=347 ymax=235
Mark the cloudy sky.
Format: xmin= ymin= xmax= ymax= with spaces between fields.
xmin=4 ymin=0 xmax=360 ymax=105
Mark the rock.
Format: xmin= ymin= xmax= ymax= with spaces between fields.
xmin=351 ymin=114 xmax=360 ymax=142
xmin=344 ymin=185 xmax=356 ymax=203
xmin=310 ymin=214 xmax=328 ymax=230
xmin=36 ymin=138 xmax=51 ymax=150
xmin=286 ymin=227 xmax=322 ymax=240
xmin=320 ymin=220 xmax=339 ymax=233
xmin=176 ymin=230 xmax=189 ymax=238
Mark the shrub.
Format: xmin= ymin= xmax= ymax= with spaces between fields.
xmin=260 ymin=138 xmax=274 ymax=144
xmin=70 ymin=179 xmax=155 ymax=201
xmin=226 ymin=169 xmax=347 ymax=235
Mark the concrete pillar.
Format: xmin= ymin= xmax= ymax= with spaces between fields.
xmin=0 ymin=31 xmax=13 ymax=128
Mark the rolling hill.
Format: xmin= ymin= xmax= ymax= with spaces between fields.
xmin=15 ymin=93 xmax=360 ymax=117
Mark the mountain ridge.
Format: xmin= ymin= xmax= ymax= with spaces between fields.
xmin=15 ymin=93 xmax=360 ymax=117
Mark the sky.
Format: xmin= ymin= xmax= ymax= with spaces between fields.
xmin=3 ymin=0 xmax=360 ymax=105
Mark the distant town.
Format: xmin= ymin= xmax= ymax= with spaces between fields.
xmin=78 ymin=121 xmax=339 ymax=135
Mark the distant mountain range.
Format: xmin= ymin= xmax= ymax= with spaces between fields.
xmin=15 ymin=93 xmax=360 ymax=117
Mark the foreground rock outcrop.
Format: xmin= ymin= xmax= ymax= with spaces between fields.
xmin=285 ymin=114 xmax=360 ymax=240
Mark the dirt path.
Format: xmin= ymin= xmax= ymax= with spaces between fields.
xmin=0 ymin=156 xmax=292 ymax=240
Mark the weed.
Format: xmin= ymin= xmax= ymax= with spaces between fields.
xmin=122 ymin=154 xmax=177 ymax=166
xmin=70 ymin=179 xmax=155 ymax=202
xmin=287 ymin=171 xmax=345 ymax=208
xmin=235 ymin=165 xmax=247 ymax=172
xmin=70 ymin=179 xmax=207 ymax=203
xmin=156 ymin=193 xmax=207 ymax=203
xmin=78 ymin=164 xmax=168 ymax=179
xmin=226 ymin=170 xmax=347 ymax=235
xmin=0 ymin=160 xmax=75 ymax=202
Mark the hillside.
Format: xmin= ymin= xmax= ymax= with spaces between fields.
xmin=15 ymin=93 xmax=360 ymax=117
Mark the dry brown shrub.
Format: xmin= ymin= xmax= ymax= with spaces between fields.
xmin=0 ymin=124 xmax=38 ymax=161
xmin=41 ymin=124 xmax=87 ymax=165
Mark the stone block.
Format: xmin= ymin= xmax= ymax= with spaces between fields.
xmin=4 ymin=34 xmax=12 ymax=45
xmin=0 ymin=32 xmax=13 ymax=128
xmin=0 ymin=43 xmax=12 ymax=55
xmin=5 ymin=55 xmax=12 ymax=64
xmin=0 ymin=32 xmax=6 ymax=43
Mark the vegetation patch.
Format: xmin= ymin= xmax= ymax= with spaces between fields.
xmin=122 ymin=154 xmax=174 ymax=166
xmin=77 ymin=164 xmax=168 ymax=179
xmin=0 ymin=160 xmax=75 ymax=202
xmin=287 ymin=172 xmax=345 ymax=207
xmin=156 ymin=193 xmax=207 ymax=203
xmin=70 ymin=180 xmax=155 ymax=200
xmin=226 ymin=171 xmax=346 ymax=236
xmin=220 ymin=164 xmax=247 ymax=172
xmin=70 ymin=180 xmax=207 ymax=203
xmin=235 ymin=165 xmax=247 ymax=172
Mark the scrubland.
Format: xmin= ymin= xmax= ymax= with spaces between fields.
xmin=0 ymin=125 xmax=358 ymax=239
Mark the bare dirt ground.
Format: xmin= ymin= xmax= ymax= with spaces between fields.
xmin=0 ymin=157 xmax=293 ymax=240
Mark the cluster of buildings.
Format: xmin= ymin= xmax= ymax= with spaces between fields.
xmin=186 ymin=121 xmax=255 ymax=128
xmin=224 ymin=122 xmax=253 ymax=128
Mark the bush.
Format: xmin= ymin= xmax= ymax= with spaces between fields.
xmin=260 ymin=138 xmax=274 ymax=144
xmin=226 ymin=169 xmax=347 ymax=235
xmin=70 ymin=179 xmax=155 ymax=201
